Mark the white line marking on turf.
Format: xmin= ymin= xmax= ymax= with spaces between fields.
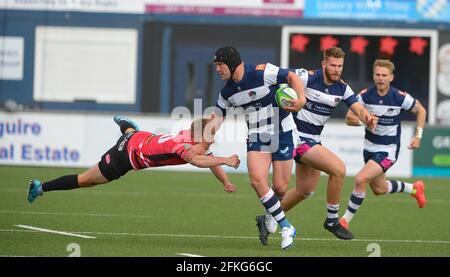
xmin=176 ymin=253 xmax=204 ymax=257
xmin=2 ymin=228 xmax=448 ymax=244
xmin=0 ymin=255 xmax=39 ymax=257
xmin=14 ymin=225 xmax=96 ymax=239
xmin=0 ymin=210 xmax=155 ymax=219
xmin=2 ymin=187 xmax=449 ymax=203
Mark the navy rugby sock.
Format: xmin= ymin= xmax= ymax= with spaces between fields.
xmin=260 ymin=189 xmax=290 ymax=228
xmin=42 ymin=175 xmax=79 ymax=192
xmin=119 ymin=121 xmax=135 ymax=134
xmin=326 ymin=203 xmax=340 ymax=226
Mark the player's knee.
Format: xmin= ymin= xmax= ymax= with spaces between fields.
xmin=250 ymin=178 xmax=266 ymax=190
xmin=272 ymin=182 xmax=289 ymax=198
xmin=272 ymin=185 xmax=287 ymax=198
xmin=77 ymin=174 xmax=89 ymax=187
xmin=355 ymin=174 xmax=368 ymax=187
xmin=78 ymin=173 xmax=99 ymax=187
xmin=370 ymin=185 xmax=386 ymax=196
xmin=328 ymin=160 xmax=346 ymax=179
xmin=337 ymin=164 xmax=346 ymax=179
xmin=294 ymin=186 xmax=314 ymax=199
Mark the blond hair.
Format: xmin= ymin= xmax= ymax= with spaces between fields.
xmin=373 ymin=59 xmax=395 ymax=74
xmin=190 ymin=118 xmax=210 ymax=142
xmin=323 ymin=47 xmax=345 ymax=60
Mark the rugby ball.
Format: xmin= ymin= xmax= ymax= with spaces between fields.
xmin=275 ymin=85 xmax=298 ymax=110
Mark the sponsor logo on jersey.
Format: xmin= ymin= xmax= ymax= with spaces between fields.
xmin=312 ymin=92 xmax=320 ymax=99
xmin=280 ymin=146 xmax=290 ymax=154
xmin=255 ymin=64 xmax=266 ymax=71
xmin=398 ymin=90 xmax=407 ymax=96
xmin=359 ymin=88 xmax=368 ymax=95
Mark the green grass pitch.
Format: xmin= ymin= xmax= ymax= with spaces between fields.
xmin=0 ymin=165 xmax=449 ymax=257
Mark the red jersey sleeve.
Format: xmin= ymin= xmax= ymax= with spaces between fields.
xmin=173 ymin=143 xmax=193 ymax=160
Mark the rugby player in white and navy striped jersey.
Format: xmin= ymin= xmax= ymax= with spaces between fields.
xmin=340 ymin=59 xmax=427 ymax=231
xmin=213 ymin=46 xmax=306 ymax=249
xmin=260 ymin=47 xmax=377 ymax=242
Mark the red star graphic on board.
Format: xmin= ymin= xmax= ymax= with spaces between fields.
xmin=350 ymin=36 xmax=369 ymax=55
xmin=409 ymin=37 xmax=428 ymax=56
xmin=290 ymin=34 xmax=310 ymax=53
xmin=320 ymin=35 xmax=339 ymax=51
xmin=380 ymin=36 xmax=399 ymax=56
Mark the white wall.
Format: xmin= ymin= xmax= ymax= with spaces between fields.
xmin=33 ymin=26 xmax=138 ymax=104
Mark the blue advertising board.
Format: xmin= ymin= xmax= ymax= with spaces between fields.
xmin=304 ymin=0 xmax=450 ymax=22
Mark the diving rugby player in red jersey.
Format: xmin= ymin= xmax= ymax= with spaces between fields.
xmin=28 ymin=115 xmax=240 ymax=203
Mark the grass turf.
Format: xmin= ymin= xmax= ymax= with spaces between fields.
xmin=0 ymin=165 xmax=449 ymax=257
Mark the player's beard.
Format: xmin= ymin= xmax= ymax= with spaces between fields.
xmin=324 ymin=68 xmax=340 ymax=82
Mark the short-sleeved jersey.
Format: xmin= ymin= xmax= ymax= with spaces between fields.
xmin=126 ymin=130 xmax=194 ymax=169
xmin=293 ymin=69 xmax=358 ymax=142
xmin=216 ymin=63 xmax=296 ymax=136
xmin=357 ymin=86 xmax=416 ymax=161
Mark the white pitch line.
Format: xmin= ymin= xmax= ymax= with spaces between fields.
xmin=176 ymin=253 xmax=205 ymax=257
xmin=14 ymin=225 xmax=96 ymax=239
xmin=2 ymin=228 xmax=449 ymax=244
xmin=0 ymin=255 xmax=39 ymax=257
xmin=0 ymin=210 xmax=156 ymax=219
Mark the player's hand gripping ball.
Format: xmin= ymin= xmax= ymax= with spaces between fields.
xmin=275 ymin=85 xmax=298 ymax=111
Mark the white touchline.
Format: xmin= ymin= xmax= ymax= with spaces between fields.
xmin=176 ymin=253 xmax=204 ymax=257
xmin=15 ymin=225 xmax=96 ymax=239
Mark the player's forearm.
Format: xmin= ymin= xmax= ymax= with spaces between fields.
xmin=345 ymin=114 xmax=360 ymax=126
xmin=209 ymin=166 xmax=230 ymax=185
xmin=414 ymin=105 xmax=427 ymax=138
xmin=345 ymin=110 xmax=362 ymax=126
xmin=350 ymin=103 xmax=371 ymax=125
xmin=190 ymin=155 xmax=227 ymax=168
xmin=287 ymin=72 xmax=306 ymax=107
xmin=416 ymin=106 xmax=426 ymax=129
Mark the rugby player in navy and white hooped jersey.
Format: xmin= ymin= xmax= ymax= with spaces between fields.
xmin=259 ymin=47 xmax=377 ymax=243
xmin=340 ymin=59 xmax=427 ymax=231
xmin=212 ymin=46 xmax=306 ymax=249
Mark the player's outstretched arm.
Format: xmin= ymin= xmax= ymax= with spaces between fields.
xmin=349 ymin=102 xmax=378 ymax=131
xmin=209 ymin=165 xmax=237 ymax=193
xmin=345 ymin=109 xmax=361 ymax=126
xmin=186 ymin=153 xmax=240 ymax=169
